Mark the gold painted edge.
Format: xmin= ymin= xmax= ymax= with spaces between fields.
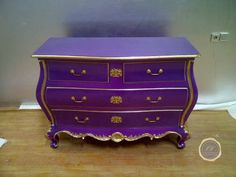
xmin=54 ymin=130 xmax=182 ymax=142
xmin=46 ymin=86 xmax=188 ymax=91
xmin=180 ymin=61 xmax=194 ymax=126
xmin=123 ymin=60 xmax=187 ymax=83
xmin=40 ymin=61 xmax=55 ymax=125
xmin=46 ymin=60 xmax=110 ymax=83
xmin=51 ymin=109 xmax=183 ymax=113
xmin=32 ymin=54 xmax=200 ymax=60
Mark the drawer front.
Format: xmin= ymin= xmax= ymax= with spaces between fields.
xmin=47 ymin=61 xmax=108 ymax=82
xmin=53 ymin=110 xmax=181 ymax=128
xmin=124 ymin=61 xmax=186 ymax=83
xmin=46 ymin=88 xmax=188 ymax=109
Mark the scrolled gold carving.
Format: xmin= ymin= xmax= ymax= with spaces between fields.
xmin=110 ymin=68 xmax=122 ymax=77
xmin=111 ymin=116 xmax=122 ymax=123
xmin=54 ymin=130 xmax=183 ymax=143
xmin=110 ymin=96 xmax=123 ymax=104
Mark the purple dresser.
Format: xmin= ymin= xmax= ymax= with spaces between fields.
xmin=32 ymin=37 xmax=199 ymax=149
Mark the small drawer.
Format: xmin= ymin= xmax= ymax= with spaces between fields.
xmin=53 ymin=110 xmax=182 ymax=128
xmin=47 ymin=61 xmax=108 ymax=82
xmin=46 ymin=88 xmax=188 ymax=109
xmin=124 ymin=61 xmax=186 ymax=83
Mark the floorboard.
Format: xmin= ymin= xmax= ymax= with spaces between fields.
xmin=0 ymin=110 xmax=235 ymax=177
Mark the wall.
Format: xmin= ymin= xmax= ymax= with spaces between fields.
xmin=0 ymin=0 xmax=236 ymax=107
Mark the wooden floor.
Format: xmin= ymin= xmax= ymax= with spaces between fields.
xmin=0 ymin=110 xmax=236 ymax=177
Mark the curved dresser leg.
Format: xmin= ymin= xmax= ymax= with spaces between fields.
xmin=47 ymin=126 xmax=59 ymax=149
xmin=177 ymin=136 xmax=186 ymax=149
xmin=50 ymin=135 xmax=59 ymax=149
xmin=176 ymin=129 xmax=189 ymax=149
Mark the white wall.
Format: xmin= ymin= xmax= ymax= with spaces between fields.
xmin=0 ymin=0 xmax=236 ymax=106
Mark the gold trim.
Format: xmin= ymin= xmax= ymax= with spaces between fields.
xmin=51 ymin=109 xmax=183 ymax=113
xmin=46 ymin=87 xmax=188 ymax=110
xmin=32 ymin=54 xmax=200 ymax=59
xmin=110 ymin=96 xmax=123 ymax=104
xmin=40 ymin=61 xmax=55 ymax=125
xmin=46 ymin=86 xmax=188 ymax=91
xmin=54 ymin=131 xmax=182 ymax=142
xmin=180 ymin=61 xmax=194 ymax=126
xmin=110 ymin=68 xmax=122 ymax=77
xmin=123 ymin=61 xmax=187 ymax=83
xmin=111 ymin=116 xmax=122 ymax=123
xmin=46 ymin=60 xmax=110 ymax=83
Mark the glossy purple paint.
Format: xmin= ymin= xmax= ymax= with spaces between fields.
xmin=46 ymin=88 xmax=188 ymax=109
xmin=53 ymin=110 xmax=182 ymax=128
xmin=33 ymin=37 xmax=199 ymax=149
xmin=124 ymin=61 xmax=186 ymax=82
xmin=47 ymin=61 xmax=108 ymax=82
xmin=33 ymin=37 xmax=199 ymax=57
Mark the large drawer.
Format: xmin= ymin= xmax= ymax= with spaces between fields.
xmin=124 ymin=61 xmax=186 ymax=83
xmin=46 ymin=88 xmax=188 ymax=109
xmin=52 ymin=110 xmax=182 ymax=128
xmin=47 ymin=61 xmax=109 ymax=82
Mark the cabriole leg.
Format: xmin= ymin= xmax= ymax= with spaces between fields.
xmin=47 ymin=126 xmax=59 ymax=149
xmin=49 ymin=134 xmax=59 ymax=149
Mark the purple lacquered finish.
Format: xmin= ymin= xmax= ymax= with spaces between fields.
xmin=53 ymin=110 xmax=182 ymax=128
xmin=46 ymin=88 xmax=188 ymax=109
xmin=47 ymin=60 xmax=108 ymax=82
xmin=33 ymin=37 xmax=199 ymax=149
xmin=33 ymin=37 xmax=199 ymax=58
xmin=124 ymin=61 xmax=186 ymax=83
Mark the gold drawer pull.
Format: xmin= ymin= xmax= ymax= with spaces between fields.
xmin=111 ymin=116 xmax=122 ymax=123
xmin=145 ymin=117 xmax=160 ymax=123
xmin=74 ymin=116 xmax=89 ymax=124
xmin=71 ymin=96 xmax=87 ymax=103
xmin=146 ymin=96 xmax=162 ymax=104
xmin=69 ymin=69 xmax=87 ymax=77
xmin=146 ymin=68 xmax=163 ymax=76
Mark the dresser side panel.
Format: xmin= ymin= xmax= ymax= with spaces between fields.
xmin=36 ymin=60 xmax=55 ymax=125
xmin=180 ymin=60 xmax=198 ymax=126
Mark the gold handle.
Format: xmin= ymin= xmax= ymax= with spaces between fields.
xmin=74 ymin=116 xmax=89 ymax=124
xmin=71 ymin=96 xmax=87 ymax=103
xmin=146 ymin=68 xmax=163 ymax=76
xmin=145 ymin=117 xmax=160 ymax=123
xmin=146 ymin=96 xmax=162 ymax=104
xmin=69 ymin=69 xmax=87 ymax=77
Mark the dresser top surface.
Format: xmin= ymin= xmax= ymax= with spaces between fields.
xmin=32 ymin=37 xmax=199 ymax=59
